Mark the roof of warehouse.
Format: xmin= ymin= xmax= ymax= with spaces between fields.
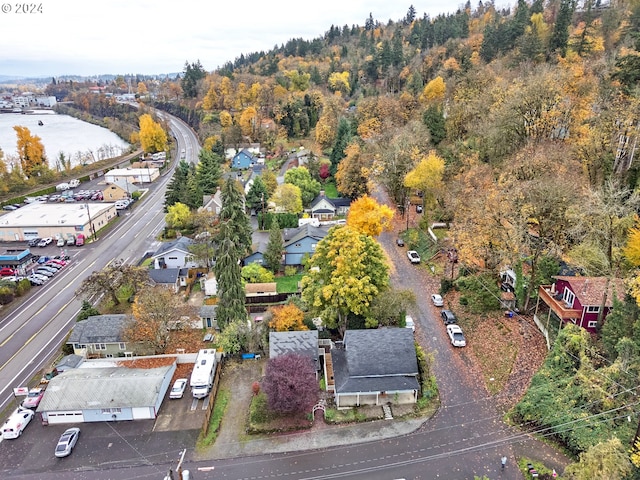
xmin=0 ymin=202 xmax=114 ymax=227
xmin=37 ymin=365 xmax=174 ymax=411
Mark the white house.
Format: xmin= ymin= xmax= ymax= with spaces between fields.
xmin=151 ymin=237 xmax=197 ymax=269
xmin=104 ymin=168 xmax=159 ymax=184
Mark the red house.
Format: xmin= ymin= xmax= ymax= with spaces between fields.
xmin=536 ymin=276 xmax=626 ymax=333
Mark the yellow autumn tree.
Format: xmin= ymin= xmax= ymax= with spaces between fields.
xmin=269 ymin=304 xmax=307 ymax=332
xmin=404 ymin=150 xmax=445 ymax=209
xmin=202 ymin=83 xmax=219 ymax=111
xmin=239 ymin=107 xmax=258 ymax=138
xmin=328 ymin=71 xmax=350 ymax=95
xmin=136 ymin=82 xmax=148 ymax=95
xmin=139 ymin=114 xmax=168 ymax=153
xmin=347 ymin=195 xmax=394 ymax=237
xmin=623 ymin=218 xmax=640 ymax=266
xmin=419 ymin=76 xmax=446 ymax=104
xmin=14 ymin=126 xmax=46 ymax=178
xmin=219 ymin=110 xmax=233 ymax=129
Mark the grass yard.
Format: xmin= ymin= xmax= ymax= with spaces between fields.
xmin=276 ymin=274 xmax=303 ymax=293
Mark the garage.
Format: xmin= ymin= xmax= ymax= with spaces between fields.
xmin=43 ymin=411 xmax=84 ymax=425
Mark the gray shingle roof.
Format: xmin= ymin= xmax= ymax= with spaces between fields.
xmin=37 ymin=365 xmax=174 ymax=411
xmin=269 ymin=330 xmax=319 ymax=367
xmin=148 ymin=268 xmax=180 ymax=284
xmin=199 ymin=305 xmax=217 ymax=318
xmin=283 ymin=224 xmax=328 ymax=246
xmin=67 ymin=315 xmax=131 ymax=345
xmin=152 ymin=237 xmax=193 ymax=257
xmin=333 ymin=329 xmax=419 ymax=394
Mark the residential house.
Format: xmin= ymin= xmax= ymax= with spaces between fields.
xmin=231 ymin=149 xmax=256 ymax=169
xmin=245 ymin=282 xmax=278 ymax=298
xmin=148 ymin=267 xmax=188 ymax=293
xmin=37 ymin=363 xmax=175 ymax=424
xmin=201 ymin=273 xmax=218 ymax=296
xmin=283 ymin=224 xmax=328 ymax=266
xmin=151 ymin=237 xmax=196 ymax=269
xmin=55 ymin=354 xmax=84 ymax=373
xmin=269 ymin=330 xmax=320 ymax=375
xmin=102 ymin=180 xmax=139 ymax=201
xmin=199 ymin=305 xmax=218 ymax=329
xmin=331 ymin=329 xmax=419 ymax=408
xmin=201 ymin=187 xmax=223 ymax=215
xmin=244 ymin=237 xmax=269 ymax=266
xmin=535 ymin=276 xmax=626 ymax=334
xmin=309 ymin=191 xmax=351 ymax=220
xmin=66 ymin=314 xmax=135 ymax=358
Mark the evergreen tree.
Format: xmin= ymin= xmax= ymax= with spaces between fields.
xmin=218 ymin=177 xmax=253 ymax=257
xmin=164 ymin=160 xmax=190 ymax=211
xmin=185 ymin=166 xmax=203 ymax=210
xmin=330 ymin=117 xmax=352 ymax=175
xmin=214 ymin=221 xmax=247 ymax=330
xmin=246 ymin=176 xmax=269 ymax=221
xmin=196 ymin=149 xmax=222 ymax=195
xmin=264 ymin=218 xmax=284 ymax=273
xmin=181 ymin=60 xmax=207 ymax=98
xmin=549 ymin=0 xmax=575 ymax=57
xmin=423 ymin=105 xmax=446 ymax=145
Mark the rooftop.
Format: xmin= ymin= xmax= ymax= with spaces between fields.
xmin=0 ymin=202 xmax=114 ymax=227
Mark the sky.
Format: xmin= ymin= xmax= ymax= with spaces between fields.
xmin=0 ymin=0 xmax=513 ymax=79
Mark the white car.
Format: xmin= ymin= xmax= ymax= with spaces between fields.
xmin=2 ymin=407 xmax=34 ymax=439
xmin=407 ymin=250 xmax=421 ymax=264
xmin=404 ymin=315 xmax=415 ymax=332
xmin=431 ymin=294 xmax=444 ymax=307
xmin=55 ymin=427 xmax=80 ymax=457
xmin=446 ymin=324 xmax=467 ymax=347
xmin=169 ymin=378 xmax=188 ymax=399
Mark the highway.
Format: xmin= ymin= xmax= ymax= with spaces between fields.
xmin=0 ymin=114 xmax=201 ymax=415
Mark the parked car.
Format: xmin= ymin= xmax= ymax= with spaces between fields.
xmin=396 ymin=237 xmax=405 ymax=247
xmin=446 ymin=324 xmax=467 ymax=347
xmin=169 ymin=378 xmax=188 ymax=399
xmin=407 ymin=250 xmax=421 ymax=264
xmin=49 ymin=259 xmax=67 ymax=267
xmin=404 ymin=315 xmax=415 ymax=332
xmin=55 ymin=427 xmax=80 ymax=458
xmin=27 ymin=275 xmax=45 ymax=286
xmin=440 ymin=309 xmax=457 ymax=325
xmin=2 ymin=276 xmax=24 ymax=283
xmin=37 ymin=256 xmax=51 ymax=264
xmin=431 ymin=294 xmax=444 ymax=307
xmin=37 ymin=237 xmax=53 ymax=247
xmin=2 ymin=205 xmax=18 ymax=211
xmin=2 ymin=407 xmax=34 ymax=439
xmin=34 ymin=269 xmax=54 ymax=278
xmin=22 ymin=388 xmax=45 ymax=409
xmin=30 ymin=273 xmax=49 ymax=282
xmin=56 ymin=237 xmax=66 ymax=247
xmin=38 ymin=265 xmax=58 ymax=274
xmin=27 ymin=238 xmax=41 ymax=247
xmin=44 ymin=262 xmax=62 ymax=270
xmin=0 ymin=267 xmax=16 ymax=276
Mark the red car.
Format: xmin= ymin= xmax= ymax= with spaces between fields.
xmin=0 ymin=268 xmax=16 ymax=276
xmin=22 ymin=387 xmax=45 ymax=409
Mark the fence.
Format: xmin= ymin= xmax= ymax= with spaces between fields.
xmin=201 ymin=359 xmax=223 ymax=437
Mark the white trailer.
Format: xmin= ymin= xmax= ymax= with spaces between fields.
xmin=190 ymin=349 xmax=217 ymax=399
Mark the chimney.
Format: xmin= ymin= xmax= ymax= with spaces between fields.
xmin=319 ymin=190 xmax=325 ymax=197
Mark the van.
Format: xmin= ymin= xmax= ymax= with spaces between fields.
xmin=68 ymin=179 xmax=80 ymax=188
xmin=55 ymin=183 xmax=70 ymax=191
xmin=66 ymin=234 xmax=76 ymax=246
xmin=2 ymin=407 xmax=34 ymax=439
xmin=115 ymin=200 xmax=128 ymax=210
xmin=75 ymin=233 xmax=85 ymax=246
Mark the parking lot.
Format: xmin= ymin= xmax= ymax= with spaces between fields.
xmin=0 ymin=383 xmax=204 ymax=476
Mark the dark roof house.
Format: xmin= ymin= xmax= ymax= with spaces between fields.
xmin=269 ymin=330 xmax=319 ymax=371
xmin=309 ymin=191 xmax=351 ymax=220
xmin=282 ymin=224 xmax=328 ymax=266
xmin=66 ymin=314 xmax=135 ymax=358
xmin=331 ymin=329 xmax=419 ymax=408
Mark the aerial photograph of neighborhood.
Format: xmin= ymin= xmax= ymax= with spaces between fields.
xmin=0 ymin=0 xmax=639 ymax=479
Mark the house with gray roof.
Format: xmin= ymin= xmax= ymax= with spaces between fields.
xmin=199 ymin=304 xmax=218 ymax=330
xmin=148 ymin=267 xmax=188 ymax=292
xmin=331 ymin=329 xmax=419 ymax=408
xmin=151 ymin=236 xmax=197 ymax=269
xmin=269 ymin=330 xmax=320 ymax=374
xmin=282 ymin=224 xmax=328 ymax=266
xmin=309 ymin=191 xmax=351 ymax=220
xmin=37 ymin=364 xmax=175 ymax=424
xmin=66 ymin=314 xmax=136 ymax=358
xmin=55 ymin=354 xmax=84 ymax=373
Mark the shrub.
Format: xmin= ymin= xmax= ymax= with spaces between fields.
xmin=15 ymin=279 xmax=31 ymax=296
xmin=284 ymin=265 xmax=298 ymax=276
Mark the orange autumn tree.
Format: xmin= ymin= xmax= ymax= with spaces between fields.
xmin=347 ymin=195 xmax=394 ymax=237
xmin=269 ymin=303 xmax=307 ymax=332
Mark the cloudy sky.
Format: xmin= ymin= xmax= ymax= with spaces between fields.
xmin=1 ymin=0 xmax=512 ymax=78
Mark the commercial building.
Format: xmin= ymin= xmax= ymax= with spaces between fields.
xmin=0 ymin=202 xmax=116 ymax=242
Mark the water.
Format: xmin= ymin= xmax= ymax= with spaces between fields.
xmin=0 ymin=111 xmax=130 ymax=168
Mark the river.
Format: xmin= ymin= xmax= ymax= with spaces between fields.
xmin=0 ymin=111 xmax=130 ymax=169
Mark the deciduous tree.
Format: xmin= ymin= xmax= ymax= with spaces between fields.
xmin=302 ymin=226 xmax=389 ymax=336
xmin=564 ymin=437 xmax=633 ymax=480
xmin=124 ymin=285 xmax=196 ymax=354
xmin=13 ymin=126 xmax=46 ymax=178
xmin=139 ymin=114 xmax=168 ymax=153
xmin=76 ymin=259 xmax=148 ymax=306
xmin=335 ymin=143 xmax=371 ymax=199
xmin=165 ymin=202 xmax=191 ymax=230
xmin=404 ymin=149 xmax=445 ymax=210
xmin=241 ymin=263 xmax=275 ymax=283
xmin=269 ymin=303 xmax=307 ymax=332
xmin=271 ymin=183 xmax=303 ymax=214
xmin=284 ymin=166 xmax=321 ymax=206
xmin=346 ymin=195 xmax=394 ymax=237
xmin=261 ymin=354 xmax=318 ymax=414
xmin=264 ymin=218 xmax=284 ymax=273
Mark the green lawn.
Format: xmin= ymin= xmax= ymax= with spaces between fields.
xmin=276 ymin=274 xmax=303 ymax=293
xmin=322 ymin=182 xmax=339 ymax=198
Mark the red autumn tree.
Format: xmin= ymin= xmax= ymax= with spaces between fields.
xmin=261 ymin=353 xmax=318 ymax=414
